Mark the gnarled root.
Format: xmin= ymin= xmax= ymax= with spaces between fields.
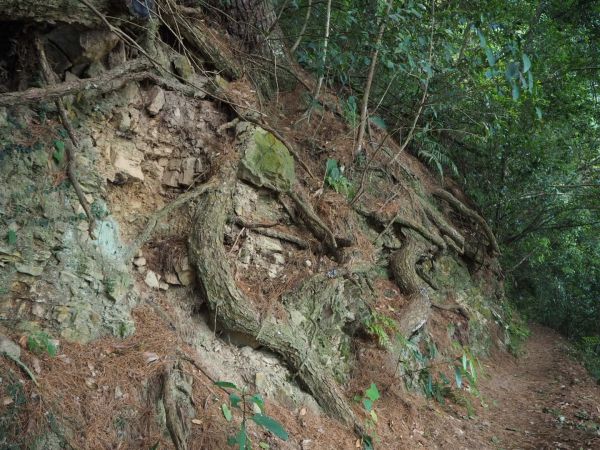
xmin=390 ymin=233 xmax=432 ymax=337
xmin=188 ymin=165 xmax=362 ymax=433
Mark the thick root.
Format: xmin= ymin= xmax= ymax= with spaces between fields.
xmin=188 ymin=165 xmax=362 ymax=432
xmin=390 ymin=234 xmax=432 ymax=337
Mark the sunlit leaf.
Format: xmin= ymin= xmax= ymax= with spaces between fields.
xmin=251 ymin=414 xmax=289 ymax=441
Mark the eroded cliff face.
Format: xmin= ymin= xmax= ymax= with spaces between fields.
xmin=0 ymin=19 xmax=513 ymax=449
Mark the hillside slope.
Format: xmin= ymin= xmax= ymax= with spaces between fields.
xmin=2 ymin=3 xmax=597 ymax=449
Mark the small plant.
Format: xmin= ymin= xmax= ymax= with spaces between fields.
xmin=364 ymin=312 xmax=398 ymax=349
xmin=354 ymin=383 xmax=380 ymax=450
xmin=453 ymin=348 xmax=478 ymax=394
xmin=214 ymin=381 xmax=288 ymax=449
xmin=325 ymin=158 xmax=355 ymax=198
xmin=27 ymin=331 xmax=57 ymax=357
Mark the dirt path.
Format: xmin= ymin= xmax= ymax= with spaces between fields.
xmin=470 ymin=325 xmax=600 ymax=449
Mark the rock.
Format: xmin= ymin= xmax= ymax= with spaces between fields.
xmin=0 ymin=335 xmax=21 ymax=361
xmin=238 ymin=126 xmax=296 ymax=192
xmin=176 ymin=270 xmax=194 ymax=287
xmin=255 ymin=372 xmax=267 ymax=391
xmin=32 ymin=304 xmax=45 ymax=318
xmin=164 ymin=272 xmax=181 ymax=285
xmin=16 ymin=263 xmax=44 ymax=276
xmin=110 ymin=140 xmax=145 ymax=181
xmin=144 ymin=270 xmax=160 ymax=289
xmin=159 ymin=282 xmax=169 ymax=291
xmin=180 ymin=157 xmax=196 ymax=186
xmin=254 ymin=235 xmax=284 ymax=254
xmin=172 ymin=55 xmax=194 ymax=80
xmin=133 ymin=257 xmax=146 ymax=267
xmin=273 ymin=253 xmax=285 ymax=265
xmin=162 ymin=170 xmax=180 ymax=188
xmin=146 ymin=86 xmax=165 ymax=116
xmin=85 ymin=60 xmax=106 ymax=78
xmin=304 ymin=260 xmax=312 ymax=268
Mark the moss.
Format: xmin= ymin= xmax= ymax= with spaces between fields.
xmin=239 ymin=127 xmax=295 ymax=192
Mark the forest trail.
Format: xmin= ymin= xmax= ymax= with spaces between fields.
xmin=468 ymin=325 xmax=600 ymax=450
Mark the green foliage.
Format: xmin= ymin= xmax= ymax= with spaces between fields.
xmin=577 ymin=336 xmax=600 ymax=382
xmin=325 ymin=158 xmax=355 ymax=198
xmin=6 ymin=229 xmax=17 ymax=245
xmin=280 ymin=0 xmax=600 ymax=368
xmin=364 ymin=312 xmax=398 ymax=349
xmin=52 ymin=140 xmax=65 ymax=165
xmin=27 ymin=331 xmax=57 ymax=357
xmin=215 ymin=381 xmax=288 ymax=448
xmin=355 ymin=383 xmax=380 ymax=449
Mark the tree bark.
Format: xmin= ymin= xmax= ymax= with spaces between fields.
xmin=0 ymin=0 xmax=114 ymax=26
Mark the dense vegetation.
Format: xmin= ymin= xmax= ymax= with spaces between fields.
xmin=278 ymin=0 xmax=599 ymax=359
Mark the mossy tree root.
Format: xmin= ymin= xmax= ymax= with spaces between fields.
xmin=188 ymin=165 xmax=362 ymax=434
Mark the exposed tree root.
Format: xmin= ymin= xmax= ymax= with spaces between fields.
xmin=433 ymin=188 xmax=500 ymax=254
xmin=125 ymin=181 xmax=216 ymax=261
xmin=35 ymin=37 xmax=96 ymax=236
xmin=232 ymin=217 xmax=310 ymax=249
xmin=162 ymin=362 xmax=189 ymax=450
xmin=389 ymin=233 xmax=432 ymax=337
xmin=189 ymin=165 xmax=363 ymax=434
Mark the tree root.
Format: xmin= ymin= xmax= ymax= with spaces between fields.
xmin=389 ymin=234 xmax=432 ymax=337
xmin=189 ymin=165 xmax=363 ymax=434
xmin=35 ymin=37 xmax=96 ymax=237
xmin=232 ymin=217 xmax=310 ymax=249
xmin=358 ymin=206 xmax=446 ymax=250
xmin=433 ymin=188 xmax=500 ymax=254
xmin=125 ymin=181 xmax=216 ymax=261
xmin=162 ymin=362 xmax=189 ymax=450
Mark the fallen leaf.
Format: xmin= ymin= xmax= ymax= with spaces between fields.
xmin=2 ymin=397 xmax=13 ymax=406
xmin=192 ymin=419 xmax=203 ymax=425
xmin=299 ymin=407 xmax=307 ymax=416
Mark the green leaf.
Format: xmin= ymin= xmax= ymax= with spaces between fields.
xmin=370 ymin=116 xmax=387 ymax=130
xmin=215 ymin=381 xmax=238 ymax=390
xmin=362 ymin=435 xmax=374 ymax=450
xmin=454 ymin=366 xmax=463 ymax=389
xmin=325 ymin=158 xmax=341 ymax=180
xmin=370 ymin=409 xmax=378 ymax=423
xmin=229 ymin=393 xmax=242 ymax=408
xmin=512 ymin=83 xmax=520 ymax=101
xmin=535 ymin=107 xmax=543 ymax=120
xmin=259 ymin=443 xmax=270 ymax=449
xmin=527 ymin=71 xmax=534 ymax=93
xmin=230 ymin=423 xmax=249 ymax=449
xmin=362 ymin=398 xmax=372 ymax=412
xmin=249 ymin=393 xmax=265 ymax=413
xmin=462 ymin=353 xmax=468 ymax=371
xmin=485 ymin=48 xmax=495 ymax=67
xmin=365 ymin=383 xmax=380 ymax=402
xmin=7 ymin=230 xmax=17 ymax=245
xmin=522 ymin=53 xmax=531 ymax=73
xmin=221 ymin=403 xmax=233 ymax=422
xmin=53 ymin=140 xmax=65 ymax=165
xmin=506 ymin=62 xmax=519 ymax=81
xmin=251 ymin=414 xmax=289 ymax=441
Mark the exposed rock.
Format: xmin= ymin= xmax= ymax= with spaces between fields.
xmin=16 ymin=263 xmax=44 ymax=276
xmin=133 ymin=257 xmax=146 ymax=267
xmin=144 ymin=270 xmax=160 ymax=289
xmin=172 ymin=55 xmax=194 ymax=80
xmin=180 ymin=157 xmax=196 ymax=186
xmin=162 ymin=170 xmax=180 ymax=188
xmin=110 ymin=140 xmax=145 ymax=181
xmin=159 ymin=282 xmax=169 ymax=291
xmin=238 ymin=125 xmax=296 ymax=192
xmin=164 ymin=272 xmax=181 ymax=285
xmin=0 ymin=335 xmax=21 ymax=361
xmin=146 ymin=86 xmax=166 ymax=116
